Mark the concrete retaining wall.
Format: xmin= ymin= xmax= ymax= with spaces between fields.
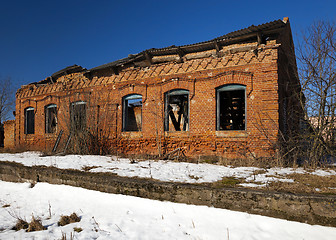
xmin=0 ymin=161 xmax=335 ymax=227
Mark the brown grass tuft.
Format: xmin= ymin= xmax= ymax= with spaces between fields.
xmin=69 ymin=213 xmax=80 ymax=222
xmin=213 ymin=177 xmax=243 ymax=188
xmin=73 ymin=227 xmax=83 ymax=232
xmin=27 ymin=216 xmax=46 ymax=232
xmin=82 ymin=166 xmax=98 ymax=172
xmin=12 ymin=219 xmax=29 ymax=231
xmin=58 ymin=213 xmax=80 ymax=226
xmin=268 ymin=173 xmax=336 ymax=194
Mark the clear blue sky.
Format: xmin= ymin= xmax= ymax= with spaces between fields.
xmin=1 ymin=0 xmax=335 ymax=91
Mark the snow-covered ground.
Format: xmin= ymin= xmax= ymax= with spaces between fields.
xmin=0 ymin=152 xmax=335 ymax=187
xmin=1 ymin=180 xmax=336 ymax=240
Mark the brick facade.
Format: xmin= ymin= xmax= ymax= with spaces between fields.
xmin=13 ymin=18 xmax=302 ymax=159
xmin=4 ymin=120 xmax=15 ymax=149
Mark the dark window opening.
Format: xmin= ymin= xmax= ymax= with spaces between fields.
xmin=123 ymin=94 xmax=142 ymax=132
xmin=45 ymin=104 xmax=57 ymax=133
xmin=70 ymin=101 xmax=87 ymax=132
xmin=24 ymin=107 xmax=35 ymax=134
xmin=165 ymin=89 xmax=189 ymax=131
xmin=217 ymin=85 xmax=246 ymax=130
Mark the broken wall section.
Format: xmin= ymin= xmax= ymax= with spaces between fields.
xmin=4 ymin=120 xmax=15 ymax=149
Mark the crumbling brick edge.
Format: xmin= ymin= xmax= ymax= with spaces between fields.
xmin=1 ymin=161 xmax=335 ymax=227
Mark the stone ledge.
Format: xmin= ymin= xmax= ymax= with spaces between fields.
xmin=216 ymin=131 xmax=248 ymax=138
xmin=0 ymin=161 xmax=335 ymax=227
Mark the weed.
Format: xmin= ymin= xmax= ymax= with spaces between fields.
xmin=73 ymin=227 xmax=83 ymax=232
xmin=27 ymin=216 xmax=46 ymax=232
xmin=58 ymin=213 xmax=80 ymax=226
xmin=82 ymin=165 xmax=98 ymax=172
xmin=189 ymin=175 xmax=200 ymax=181
xmin=213 ymin=177 xmax=242 ymax=188
xmin=115 ymin=224 xmax=122 ymax=232
xmin=12 ymin=219 xmax=29 ymax=231
xmin=61 ymin=232 xmax=74 ymax=240
xmin=196 ymin=155 xmax=219 ymax=164
xmin=48 ymin=202 xmax=52 ymax=219
xmin=130 ymin=159 xmax=138 ymax=164
xmin=91 ymin=216 xmax=101 ymax=232
xmin=268 ymin=173 xmax=336 ymax=194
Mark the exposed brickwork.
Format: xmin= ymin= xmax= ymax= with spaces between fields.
xmin=13 ymin=19 xmax=302 ymax=159
xmin=4 ymin=120 xmax=15 ymax=149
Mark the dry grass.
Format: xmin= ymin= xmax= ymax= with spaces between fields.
xmin=73 ymin=227 xmax=83 ymax=232
xmin=82 ymin=166 xmax=99 ymax=172
xmin=212 ymin=177 xmax=243 ymax=188
xmin=218 ymin=156 xmax=288 ymax=168
xmin=12 ymin=219 xmax=29 ymax=231
xmin=13 ymin=217 xmax=46 ymax=232
xmin=61 ymin=232 xmax=74 ymax=240
xmin=185 ymin=155 xmax=291 ymax=168
xmin=58 ymin=213 xmax=80 ymax=226
xmin=267 ymin=173 xmax=336 ymax=194
xmin=27 ymin=216 xmax=46 ymax=232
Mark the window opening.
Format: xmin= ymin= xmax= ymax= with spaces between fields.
xmin=45 ymin=104 xmax=57 ymax=133
xmin=165 ymin=89 xmax=189 ymax=131
xmin=24 ymin=107 xmax=35 ymax=134
xmin=123 ymin=94 xmax=142 ymax=132
xmin=70 ymin=101 xmax=87 ymax=132
xmin=217 ymin=85 xmax=246 ymax=130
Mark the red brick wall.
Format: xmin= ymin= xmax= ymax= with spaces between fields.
xmin=14 ymin=37 xmax=295 ymax=159
xmin=4 ymin=120 xmax=15 ymax=149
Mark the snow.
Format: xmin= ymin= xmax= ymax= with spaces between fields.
xmin=0 ymin=152 xmax=335 ymax=187
xmin=1 ymin=180 xmax=336 ymax=240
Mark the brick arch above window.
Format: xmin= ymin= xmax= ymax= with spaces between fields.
xmin=161 ymin=80 xmax=194 ymax=97
xmin=212 ymin=71 xmax=253 ymax=95
xmin=216 ymin=84 xmax=246 ymax=91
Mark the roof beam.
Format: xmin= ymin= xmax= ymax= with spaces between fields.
xmin=214 ymin=40 xmax=221 ymax=52
xmin=176 ymin=47 xmax=185 ymax=62
xmin=257 ymin=32 xmax=263 ymax=45
xmin=144 ymin=51 xmax=153 ymax=65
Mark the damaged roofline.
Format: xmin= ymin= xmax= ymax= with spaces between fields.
xmin=88 ymin=18 xmax=288 ymax=72
xmin=24 ymin=17 xmax=289 ymax=88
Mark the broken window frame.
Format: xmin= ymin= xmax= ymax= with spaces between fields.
xmin=122 ymin=94 xmax=142 ymax=132
xmin=24 ymin=107 xmax=35 ymax=134
xmin=70 ymin=101 xmax=87 ymax=133
xmin=164 ymin=89 xmax=189 ymax=132
xmin=45 ymin=104 xmax=57 ymax=134
xmin=216 ymin=84 xmax=246 ymax=131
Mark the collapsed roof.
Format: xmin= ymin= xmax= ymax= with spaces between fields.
xmin=89 ymin=18 xmax=288 ymax=73
xmin=38 ymin=17 xmax=289 ymax=83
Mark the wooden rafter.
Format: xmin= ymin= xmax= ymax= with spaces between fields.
xmin=144 ymin=51 xmax=153 ymax=65
xmin=214 ymin=40 xmax=221 ymax=53
xmin=176 ymin=47 xmax=185 ymax=58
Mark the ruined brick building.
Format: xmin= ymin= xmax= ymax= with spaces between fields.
xmin=11 ymin=17 xmax=302 ymax=159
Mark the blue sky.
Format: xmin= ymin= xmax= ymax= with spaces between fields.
xmin=0 ymin=0 xmax=335 ymax=91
